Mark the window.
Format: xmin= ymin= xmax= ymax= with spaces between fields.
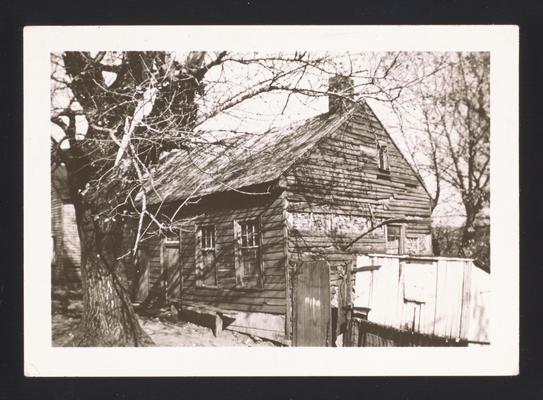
xmin=234 ymin=219 xmax=262 ymax=288
xmin=377 ymin=141 xmax=390 ymax=172
xmin=386 ymin=224 xmax=405 ymax=255
xmin=195 ymin=225 xmax=217 ymax=287
xmin=200 ymin=225 xmax=215 ymax=250
xmin=241 ymin=220 xmax=259 ymax=248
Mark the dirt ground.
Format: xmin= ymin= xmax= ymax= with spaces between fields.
xmin=51 ymin=288 xmax=278 ymax=347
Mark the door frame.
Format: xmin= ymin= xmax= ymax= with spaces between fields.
xmin=293 ymin=260 xmax=332 ymax=346
xmin=134 ymin=246 xmax=150 ymax=303
xmin=161 ymin=238 xmax=181 ymax=303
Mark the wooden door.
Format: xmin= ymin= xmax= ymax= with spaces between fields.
xmin=294 ymin=261 xmax=331 ymax=346
xmin=162 ymin=241 xmax=180 ymax=302
xmin=134 ymin=248 xmax=149 ymax=303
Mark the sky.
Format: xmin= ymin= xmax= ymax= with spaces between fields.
xmin=50 ymin=51 xmax=469 ymax=227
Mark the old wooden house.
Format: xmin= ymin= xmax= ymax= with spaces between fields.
xmin=133 ymin=76 xmax=433 ymax=345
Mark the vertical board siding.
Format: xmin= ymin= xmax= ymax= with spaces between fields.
xmin=346 ymin=318 xmax=469 ymax=347
xmin=294 ymin=261 xmax=331 ymax=346
xmin=464 ymin=266 xmax=491 ymax=342
xmin=353 ymin=255 xmax=490 ymax=343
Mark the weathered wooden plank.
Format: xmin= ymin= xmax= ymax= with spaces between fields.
xmin=264 ymin=275 xmax=286 ymax=284
xmin=283 ymin=213 xmax=292 ymax=339
xmin=287 ymin=178 xmax=424 ymax=199
xmin=286 ymin=195 xmax=428 ymax=212
xmin=262 ymin=266 xmax=287 ymax=276
xmin=194 ymin=206 xmax=284 ymax=224
xmin=179 ymin=297 xmax=285 ymax=314
xmin=293 ymin=261 xmax=331 ymax=346
xmin=287 ymin=179 xmax=427 ymax=199
xmin=184 ymin=287 xmax=286 ymax=299
xmin=262 ymin=250 xmax=288 ymax=261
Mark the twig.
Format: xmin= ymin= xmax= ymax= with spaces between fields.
xmin=340 ymin=217 xmax=419 ymax=251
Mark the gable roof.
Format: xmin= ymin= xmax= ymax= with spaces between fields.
xmin=144 ymin=108 xmax=356 ymax=205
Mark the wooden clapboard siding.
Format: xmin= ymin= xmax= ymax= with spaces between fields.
xmin=130 ymin=100 xmax=435 ymax=344
xmin=284 ymin=104 xmax=433 ymax=268
xmin=153 ymin=189 xmax=289 ymax=315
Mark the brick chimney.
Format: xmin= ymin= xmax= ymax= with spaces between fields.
xmin=328 ymin=75 xmax=354 ymax=114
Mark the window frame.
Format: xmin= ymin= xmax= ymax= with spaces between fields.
xmin=200 ymin=225 xmax=216 ymax=251
xmin=195 ymin=224 xmax=218 ymax=288
xmin=240 ymin=220 xmax=260 ymax=249
xmin=233 ymin=218 xmax=263 ymax=289
xmin=385 ymin=224 xmax=406 ymax=255
xmin=377 ymin=141 xmax=390 ymax=172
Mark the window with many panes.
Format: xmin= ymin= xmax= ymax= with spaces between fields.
xmin=240 ymin=220 xmax=259 ymax=248
xmin=386 ymin=224 xmax=405 ymax=255
xmin=234 ymin=219 xmax=262 ymax=288
xmin=196 ymin=225 xmax=217 ymax=287
xmin=200 ymin=225 xmax=215 ymax=250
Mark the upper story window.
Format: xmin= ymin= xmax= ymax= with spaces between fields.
xmin=377 ymin=141 xmax=390 ymax=172
xmin=200 ymin=225 xmax=215 ymax=250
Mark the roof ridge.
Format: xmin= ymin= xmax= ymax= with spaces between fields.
xmin=277 ymin=107 xmax=358 ymax=180
xmin=143 ymin=107 xmax=358 ymax=205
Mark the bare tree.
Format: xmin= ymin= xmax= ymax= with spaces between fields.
xmin=50 ymin=51 xmax=438 ymax=346
xmin=392 ymin=52 xmax=490 ymax=259
xmin=51 ymin=51 xmax=228 ymax=345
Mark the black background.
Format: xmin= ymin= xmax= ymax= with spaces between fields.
xmin=1 ymin=0 xmax=541 ymax=398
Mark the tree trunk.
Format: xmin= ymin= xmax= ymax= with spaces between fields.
xmin=459 ymin=211 xmax=477 ymax=258
xmin=74 ymin=201 xmax=153 ymax=347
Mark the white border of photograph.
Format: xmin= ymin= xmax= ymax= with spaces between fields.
xmin=24 ymin=25 xmax=518 ymax=376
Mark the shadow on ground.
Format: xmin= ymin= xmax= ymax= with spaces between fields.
xmin=51 ymin=286 xmax=278 ymax=347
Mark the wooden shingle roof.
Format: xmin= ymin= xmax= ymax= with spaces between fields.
xmin=143 ymin=109 xmax=356 ymax=205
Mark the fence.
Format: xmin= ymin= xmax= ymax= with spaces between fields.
xmin=352 ymin=254 xmax=490 ymax=344
xmin=344 ymin=317 xmax=468 ymax=347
